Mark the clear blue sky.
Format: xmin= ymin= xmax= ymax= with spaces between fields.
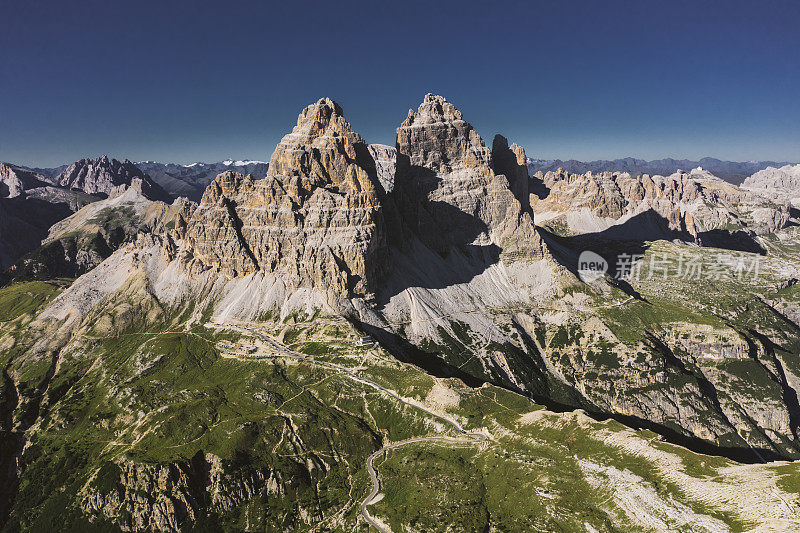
xmin=2 ymin=0 xmax=798 ymax=167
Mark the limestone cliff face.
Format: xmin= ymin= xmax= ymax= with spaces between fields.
xmin=182 ymin=96 xmax=546 ymax=300
xmin=81 ymin=454 xmax=294 ymax=532
xmin=396 ymin=94 xmax=492 ymax=174
xmin=743 ymin=164 xmax=800 ymax=192
xmin=267 ymin=98 xmax=377 ymax=198
xmin=742 ymin=164 xmax=800 ymax=206
xmin=533 ymin=167 xmax=790 ymax=240
xmin=393 ymin=94 xmax=545 ymax=261
xmin=491 ymin=135 xmax=529 ymax=207
xmin=183 ymin=98 xmax=388 ymax=298
xmin=367 ymin=144 xmax=397 ymax=195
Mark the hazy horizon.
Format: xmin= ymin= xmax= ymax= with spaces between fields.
xmin=8 ymin=147 xmax=800 ymax=172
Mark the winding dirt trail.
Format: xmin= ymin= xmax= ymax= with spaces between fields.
xmin=360 ymin=434 xmax=487 ymax=533
xmin=225 ymin=324 xmax=489 ymax=532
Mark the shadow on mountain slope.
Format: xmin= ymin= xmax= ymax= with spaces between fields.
xmin=697 ymin=228 xmax=766 ymax=254
xmin=376 ymin=155 xmax=504 ymax=300
xmin=0 ymin=196 xmax=75 ymax=275
xmin=365 ymin=160 xmax=788 ymax=462
xmin=356 ymin=314 xmax=784 ymax=463
xmin=529 ymin=174 xmax=550 ymax=200
xmin=540 ymin=208 xmax=767 ymax=277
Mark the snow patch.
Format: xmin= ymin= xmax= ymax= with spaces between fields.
xmin=223 ymin=159 xmax=267 ymax=166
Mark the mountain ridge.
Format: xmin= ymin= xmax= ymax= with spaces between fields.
xmin=0 ymin=157 xmax=172 ymax=271
xmin=528 ymin=156 xmax=797 ymax=184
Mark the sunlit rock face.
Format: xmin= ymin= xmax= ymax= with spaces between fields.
xmin=183 ymin=98 xmax=389 ymax=298
xmin=742 ymin=164 xmax=800 ymax=207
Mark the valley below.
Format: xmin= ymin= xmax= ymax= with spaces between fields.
xmin=4 ymin=287 xmax=800 ymax=531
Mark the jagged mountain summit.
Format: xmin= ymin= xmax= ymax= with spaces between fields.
xmin=24 ymin=159 xmax=269 ymax=203
xmin=56 ymin=155 xmax=172 ymax=202
xmin=178 ymin=94 xmax=548 ymax=305
xmin=0 ymin=163 xmax=52 ymax=198
xmin=393 ymin=94 xmax=541 ymax=259
xmin=5 ymin=94 xmax=800 ymax=530
xmin=26 ymin=95 xmax=800 ymax=462
xmin=0 ymin=157 xmax=173 ymax=272
xmin=183 ymin=97 xmax=388 ymax=296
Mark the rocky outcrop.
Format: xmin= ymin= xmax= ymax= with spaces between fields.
xmin=182 ymin=98 xmax=389 ymax=298
xmin=396 ymin=94 xmax=492 ymax=174
xmin=742 ymin=164 xmax=800 ymax=206
xmin=57 ymin=156 xmax=172 ymax=202
xmin=743 ymin=164 xmax=800 ymax=191
xmin=491 ymin=135 xmax=529 ymax=207
xmin=368 ymin=144 xmax=397 ymax=196
xmin=533 ymin=167 xmax=790 ymax=244
xmin=8 ymin=182 xmax=185 ymax=280
xmin=82 ymin=455 xmax=288 ymax=532
xmin=266 ymin=98 xmax=378 ymax=198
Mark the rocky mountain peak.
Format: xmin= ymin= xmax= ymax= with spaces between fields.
xmin=183 ymin=99 xmax=388 ymax=296
xmin=401 ymin=93 xmax=464 ymax=127
xmin=391 ymin=95 xmax=545 ymax=262
xmin=397 ymin=94 xmax=491 ymax=174
xmin=267 ymin=98 xmax=376 ymax=199
xmin=161 ymin=94 xmax=548 ymax=301
xmin=294 ymin=97 xmax=346 ymax=130
xmin=108 ymin=177 xmax=173 ymax=203
xmin=199 ymin=170 xmax=255 ymax=206
xmin=57 ymin=156 xmax=172 ymax=202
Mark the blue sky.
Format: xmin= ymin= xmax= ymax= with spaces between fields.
xmin=1 ymin=0 xmax=798 ymax=167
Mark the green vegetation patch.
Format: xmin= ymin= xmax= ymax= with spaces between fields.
xmin=0 ymin=279 xmax=71 ymax=322
xmin=771 ymin=463 xmax=800 ymax=496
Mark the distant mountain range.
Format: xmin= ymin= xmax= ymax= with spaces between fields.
xmin=0 ymin=157 xmax=171 ymax=270
xmin=132 ymin=160 xmax=269 ymax=201
xmin=21 ymin=157 xmax=794 ymax=200
xmin=22 ymin=159 xmax=268 ymax=202
xmin=527 ymin=157 xmax=798 ymax=184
